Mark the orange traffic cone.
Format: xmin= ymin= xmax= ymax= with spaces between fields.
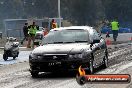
xmin=106 ymin=39 xmax=111 ymax=45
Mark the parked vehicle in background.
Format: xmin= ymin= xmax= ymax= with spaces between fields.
xmin=35 ymin=27 xmax=45 ymax=40
xmin=29 ymin=26 xmax=108 ymax=77
xmin=3 ymin=37 xmax=19 ymax=61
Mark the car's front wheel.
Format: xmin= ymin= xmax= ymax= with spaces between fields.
xmin=89 ymin=59 xmax=94 ymax=74
xmin=30 ymin=71 xmax=39 ymax=78
xmin=85 ymin=54 xmax=94 ymax=74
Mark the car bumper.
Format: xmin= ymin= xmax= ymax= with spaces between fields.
xmin=29 ymin=59 xmax=90 ymax=72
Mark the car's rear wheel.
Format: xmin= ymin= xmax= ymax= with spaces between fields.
xmin=30 ymin=71 xmax=39 ymax=78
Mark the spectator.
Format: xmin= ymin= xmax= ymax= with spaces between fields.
xmin=43 ymin=26 xmax=49 ymax=36
xmin=21 ymin=23 xmax=29 ymax=45
xmin=51 ymin=19 xmax=58 ymax=29
xmin=111 ymin=19 xmax=119 ymax=41
xmin=27 ymin=22 xmax=39 ymax=48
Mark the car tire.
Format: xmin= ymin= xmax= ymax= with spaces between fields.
xmin=102 ymin=50 xmax=108 ymax=68
xmin=3 ymin=54 xmax=8 ymax=61
xmin=30 ymin=71 xmax=39 ymax=78
xmin=87 ymin=54 xmax=94 ymax=74
xmin=85 ymin=54 xmax=94 ymax=74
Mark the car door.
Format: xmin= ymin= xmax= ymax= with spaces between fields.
xmin=91 ymin=30 xmax=102 ymax=66
xmin=99 ymin=38 xmax=107 ymax=61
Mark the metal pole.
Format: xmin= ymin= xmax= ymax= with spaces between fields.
xmin=19 ymin=29 xmax=21 ymax=41
xmin=4 ymin=20 xmax=7 ymax=37
xmin=58 ymin=0 xmax=61 ymax=27
xmin=7 ymin=29 xmax=8 ymax=38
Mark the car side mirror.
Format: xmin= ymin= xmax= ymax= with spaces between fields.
xmin=93 ymin=39 xmax=100 ymax=44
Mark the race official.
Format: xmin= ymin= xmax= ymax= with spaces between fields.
xmin=27 ymin=22 xmax=39 ymax=48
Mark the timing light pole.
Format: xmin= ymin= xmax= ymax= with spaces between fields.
xmin=58 ymin=0 xmax=61 ymax=27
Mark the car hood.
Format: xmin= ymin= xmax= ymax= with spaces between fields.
xmin=32 ymin=43 xmax=91 ymax=55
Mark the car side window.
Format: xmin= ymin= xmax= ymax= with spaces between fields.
xmin=93 ymin=29 xmax=101 ymax=40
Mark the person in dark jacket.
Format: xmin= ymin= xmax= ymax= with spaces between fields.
xmin=21 ymin=23 xmax=29 ymax=45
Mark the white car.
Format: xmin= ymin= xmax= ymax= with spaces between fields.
xmin=35 ymin=27 xmax=45 ymax=40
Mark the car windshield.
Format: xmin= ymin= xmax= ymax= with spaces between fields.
xmin=42 ymin=29 xmax=89 ymax=44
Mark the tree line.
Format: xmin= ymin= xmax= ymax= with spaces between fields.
xmin=0 ymin=0 xmax=132 ymax=27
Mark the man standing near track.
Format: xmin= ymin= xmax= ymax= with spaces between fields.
xmin=111 ymin=19 xmax=119 ymax=41
xmin=27 ymin=22 xmax=39 ymax=48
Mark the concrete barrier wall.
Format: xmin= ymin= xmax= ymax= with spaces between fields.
xmin=101 ymin=33 xmax=132 ymax=42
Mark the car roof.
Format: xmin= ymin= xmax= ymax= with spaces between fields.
xmin=50 ymin=26 xmax=93 ymax=32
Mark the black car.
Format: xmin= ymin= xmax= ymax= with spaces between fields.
xmin=29 ymin=26 xmax=108 ymax=77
